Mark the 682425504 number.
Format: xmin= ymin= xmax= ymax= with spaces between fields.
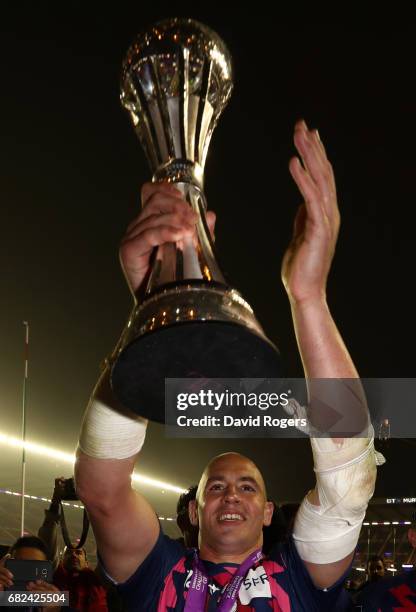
xmin=0 ymin=591 xmax=68 ymax=606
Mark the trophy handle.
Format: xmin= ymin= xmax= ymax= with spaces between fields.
xmin=144 ymin=182 xmax=226 ymax=296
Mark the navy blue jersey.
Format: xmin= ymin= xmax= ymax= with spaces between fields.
xmin=115 ymin=529 xmax=352 ymax=611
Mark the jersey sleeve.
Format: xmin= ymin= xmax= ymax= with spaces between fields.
xmin=99 ymin=527 xmax=185 ymax=610
xmin=269 ymin=536 xmax=353 ymax=611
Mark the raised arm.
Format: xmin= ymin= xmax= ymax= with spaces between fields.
xmin=75 ymin=183 xmax=212 ymax=583
xmin=282 ymin=120 xmax=383 ymax=588
xmin=282 ymin=120 xmax=350 ymax=379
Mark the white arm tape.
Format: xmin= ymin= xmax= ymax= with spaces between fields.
xmin=78 ymin=368 xmax=147 ymax=460
xmin=293 ymin=429 xmax=386 ymax=564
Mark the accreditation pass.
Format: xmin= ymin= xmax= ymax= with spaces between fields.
xmin=0 ymin=591 xmax=69 ymax=606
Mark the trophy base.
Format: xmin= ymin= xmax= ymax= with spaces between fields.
xmin=110 ymin=320 xmax=282 ymax=422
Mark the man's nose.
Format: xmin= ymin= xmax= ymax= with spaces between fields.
xmin=224 ymin=486 xmax=240 ymax=502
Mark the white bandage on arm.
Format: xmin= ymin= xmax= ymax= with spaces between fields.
xmin=293 ymin=429 xmax=386 ymax=564
xmin=78 ymin=368 xmax=147 ymax=460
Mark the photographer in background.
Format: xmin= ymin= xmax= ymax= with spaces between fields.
xmin=38 ymin=477 xmax=108 ymax=612
xmin=53 ymin=546 xmax=108 ymax=612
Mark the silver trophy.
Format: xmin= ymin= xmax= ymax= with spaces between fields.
xmin=111 ymin=18 xmax=281 ymax=422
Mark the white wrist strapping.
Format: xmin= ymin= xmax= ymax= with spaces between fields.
xmin=293 ymin=428 xmax=386 ymax=564
xmin=78 ymin=369 xmax=147 ymax=460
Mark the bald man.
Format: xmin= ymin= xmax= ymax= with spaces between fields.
xmin=75 ymin=121 xmax=384 ymax=610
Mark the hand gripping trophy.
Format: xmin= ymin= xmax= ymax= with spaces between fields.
xmin=111 ymin=18 xmax=281 ymax=421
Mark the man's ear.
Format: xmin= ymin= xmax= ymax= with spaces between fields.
xmin=188 ymin=499 xmax=199 ymax=527
xmin=263 ymin=501 xmax=274 ymax=527
xmin=408 ymin=528 xmax=416 ymax=548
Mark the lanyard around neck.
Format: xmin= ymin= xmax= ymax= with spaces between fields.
xmin=183 ymin=548 xmax=263 ymax=612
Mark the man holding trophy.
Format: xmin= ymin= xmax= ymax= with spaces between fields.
xmin=75 ymin=19 xmax=383 ymax=610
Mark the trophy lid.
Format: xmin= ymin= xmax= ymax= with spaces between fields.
xmin=120 ymin=18 xmax=233 ymax=181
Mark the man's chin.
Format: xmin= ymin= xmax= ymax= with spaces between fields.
xmin=70 ymin=564 xmax=81 ymax=571
xmin=212 ymin=524 xmax=250 ymax=545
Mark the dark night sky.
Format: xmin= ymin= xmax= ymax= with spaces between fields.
xmin=1 ymin=3 xmax=415 ymax=536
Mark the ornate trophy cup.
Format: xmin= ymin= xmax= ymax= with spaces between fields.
xmin=111 ymin=18 xmax=281 ymax=421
